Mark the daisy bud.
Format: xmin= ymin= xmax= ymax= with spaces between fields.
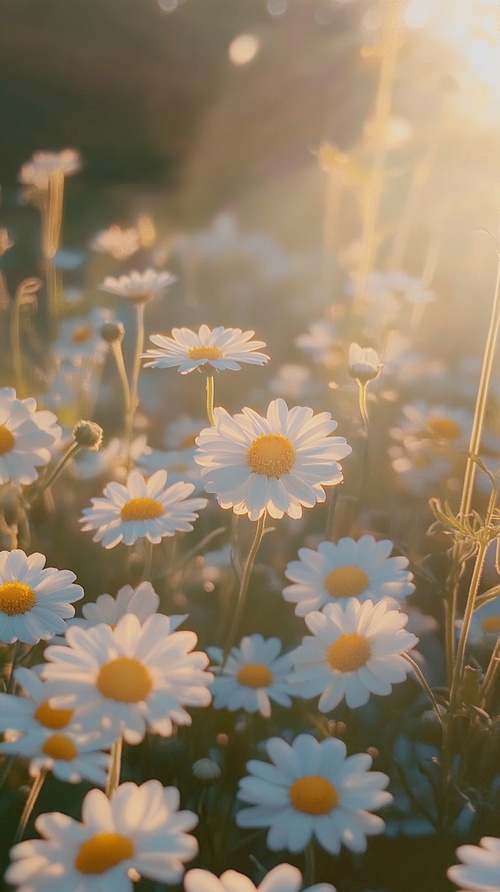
xmin=348 ymin=343 xmax=381 ymax=384
xmin=72 ymin=420 xmax=103 ymax=452
xmin=101 ymin=320 xmax=125 ymax=343
xmin=192 ymin=758 xmax=221 ymax=785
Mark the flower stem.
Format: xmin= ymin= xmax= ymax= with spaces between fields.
xmin=14 ymin=770 xmax=47 ymax=844
xmin=357 ymin=380 xmax=369 ymax=434
xmin=206 ymin=374 xmax=216 ymax=426
xmin=479 ymin=636 xmax=500 ymax=711
xmin=450 ymin=541 xmax=488 ymax=712
xmin=402 ymin=653 xmax=444 ymax=729
xmin=105 ymin=737 xmax=123 ymax=799
xmin=125 ymin=303 xmax=145 ymax=470
xmin=223 ymin=513 xmax=266 ymax=662
xmin=27 ymin=441 xmax=81 ymax=505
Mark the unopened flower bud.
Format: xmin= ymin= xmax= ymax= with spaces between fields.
xmin=348 ymin=343 xmax=381 ymax=384
xmin=72 ymin=420 xmax=103 ymax=451
xmin=192 ymin=758 xmax=221 ymax=785
xmin=100 ymin=321 xmax=125 ymax=344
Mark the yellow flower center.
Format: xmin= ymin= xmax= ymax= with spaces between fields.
xmin=71 ymin=325 xmax=94 ymax=344
xmin=0 ymin=425 xmax=15 ymax=455
xmin=247 ymin=433 xmax=296 ymax=478
xmin=96 ymin=656 xmax=153 ymax=702
xmin=188 ymin=346 xmax=223 ymax=361
xmin=0 ymin=581 xmax=36 ymax=616
xmin=42 ymin=733 xmax=78 ymax=761
xmin=481 ymin=616 xmax=500 ymax=633
xmin=75 ymin=832 xmax=134 ymax=875
xmin=426 ymin=417 xmax=462 ymax=440
xmin=327 ymin=633 xmax=371 ymax=673
xmin=34 ymin=701 xmax=74 ymax=729
xmin=120 ymin=497 xmax=163 ymax=522
xmin=236 ymin=663 xmax=273 ymax=688
xmin=324 ymin=566 xmax=369 ymax=598
xmin=289 ymin=775 xmax=338 ymax=815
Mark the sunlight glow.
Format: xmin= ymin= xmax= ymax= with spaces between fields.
xmin=228 ymin=34 xmax=260 ymax=66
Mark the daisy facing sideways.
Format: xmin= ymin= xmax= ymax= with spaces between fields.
xmin=195 ymin=398 xmax=351 ymax=521
xmin=98 ymin=268 xmax=176 ymax=305
xmin=236 ymin=733 xmax=392 ymax=854
xmin=142 ymin=324 xmax=269 ymax=374
xmin=208 ymin=634 xmax=296 ymax=718
xmin=448 ymin=836 xmax=500 ymax=891
xmin=0 ymin=387 xmax=61 ymax=486
xmin=291 ymin=598 xmax=418 ymax=711
xmin=0 ymin=549 xmax=83 ymax=645
xmin=80 ymin=468 xmax=207 ymax=549
xmin=185 ymin=863 xmax=336 ymax=892
xmin=6 ymin=780 xmax=198 ymax=892
xmin=283 ymin=535 xmax=414 ymax=616
xmin=41 ymin=612 xmax=213 ymax=744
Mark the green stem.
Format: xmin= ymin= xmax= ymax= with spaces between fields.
xmin=111 ymin=340 xmax=132 ymax=417
xmin=303 ymin=842 xmax=316 ymax=887
xmin=206 ymin=374 xmax=216 ymax=427
xmin=223 ymin=513 xmax=266 ymax=661
xmin=450 ymin=541 xmax=488 ymax=711
xmin=357 ymin=381 xmax=369 ymax=434
xmin=10 ymin=294 xmax=26 ymax=398
xmin=105 ymin=737 xmax=123 ymax=799
xmin=27 ymin=442 xmax=81 ymax=505
xmin=479 ymin=636 xmax=500 ymax=710
xmin=141 ymin=539 xmax=153 ymax=582
xmin=402 ymin=653 xmax=444 ymax=729
xmin=125 ymin=303 xmax=145 ymax=470
xmin=14 ymin=770 xmax=47 ymax=844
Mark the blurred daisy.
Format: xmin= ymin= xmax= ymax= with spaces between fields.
xmin=89 ymin=224 xmax=140 ymax=260
xmin=137 ymin=446 xmax=204 ymax=492
xmin=283 ymin=536 xmax=414 ymax=616
xmin=236 ymin=733 xmax=392 ymax=854
xmin=465 ymin=595 xmax=500 ymax=647
xmin=448 ymin=836 xmax=500 ymax=891
xmin=6 ymin=780 xmax=198 ymax=890
xmin=208 ymin=634 xmax=296 ymax=718
xmin=71 ymin=581 xmax=161 ymax=630
xmin=269 ymin=364 xmax=315 ymax=401
xmin=165 ymin=416 xmax=205 ymax=450
xmin=389 ymin=439 xmax=453 ymax=496
xmin=366 ymin=270 xmax=435 ymax=305
xmin=42 ymin=612 xmax=213 ymax=744
xmin=291 ymin=599 xmax=418 ymax=711
xmin=0 ymin=727 xmax=111 ymax=785
xmin=185 ymin=864 xmax=336 ymax=892
xmin=0 ymin=387 xmax=61 ymax=485
xmin=18 ymin=149 xmax=81 ymax=191
xmin=195 ymin=398 xmax=351 ymax=521
xmin=99 ymin=268 xmax=176 ymax=305
xmin=142 ymin=325 xmax=269 ymax=374
xmin=72 ymin=434 xmax=150 ymax=481
xmin=391 ymin=401 xmax=472 ymax=450
xmin=0 ymin=549 xmax=83 ymax=645
xmin=80 ymin=468 xmax=207 ymax=549
xmin=295 ymin=320 xmax=338 ymax=366
xmin=347 ymin=344 xmax=381 ymax=383
xmin=51 ymin=307 xmax=114 ymax=366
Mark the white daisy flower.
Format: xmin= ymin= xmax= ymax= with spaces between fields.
xmin=98 ymin=268 xmax=176 ymax=305
xmin=0 ymin=387 xmax=62 ymax=486
xmin=18 ymin=149 xmax=82 ymax=191
xmin=0 ymin=665 xmax=87 ymax=743
xmin=51 ymin=307 xmax=114 ymax=366
xmin=389 ymin=439 xmax=453 ymax=496
xmin=0 ymin=727 xmax=112 ymax=785
xmin=465 ymin=594 xmax=500 ymax=647
xmin=41 ymin=612 xmax=213 ymax=744
xmin=89 ymin=224 xmax=141 ymax=260
xmin=208 ymin=634 xmax=296 ymax=718
xmin=347 ymin=343 xmax=381 ymax=383
xmin=448 ymin=836 xmax=500 ymax=891
xmin=63 ymin=582 xmax=187 ymax=641
xmin=291 ymin=599 xmax=418 ymax=711
xmin=142 ymin=324 xmax=270 ymax=374
xmin=390 ymin=401 xmax=472 ymax=450
xmin=6 ymin=779 xmax=199 ymax=890
xmin=79 ymin=468 xmax=207 ymax=549
xmin=283 ymin=535 xmax=415 ymax=616
xmin=165 ymin=415 xmax=205 ymax=450
xmin=236 ymin=733 xmax=392 ymax=854
xmin=185 ymin=864 xmax=337 ymax=892
xmin=295 ymin=320 xmax=338 ymax=366
xmin=194 ymin=398 xmax=352 ymax=521
xmin=72 ymin=434 xmax=149 ymax=481
xmin=0 ymin=550 xmax=84 ymax=645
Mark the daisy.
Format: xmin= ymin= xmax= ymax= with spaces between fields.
xmin=0 ymin=727 xmax=112 ymax=785
xmin=208 ymin=634 xmax=296 ymax=718
xmin=0 ymin=387 xmax=62 ymax=486
xmin=390 ymin=401 xmax=472 ymax=450
xmin=98 ymin=268 xmax=176 ymax=305
xmin=6 ymin=780 xmax=199 ymax=891
xmin=89 ymin=224 xmax=140 ymax=260
xmin=79 ymin=468 xmax=207 ymax=549
xmin=347 ymin=344 xmax=381 ymax=383
xmin=51 ymin=307 xmax=114 ymax=366
xmin=283 ymin=535 xmax=415 ymax=616
xmin=291 ymin=599 xmax=418 ymax=711
xmin=41 ymin=612 xmax=213 ymax=744
xmin=18 ymin=149 xmax=82 ymax=191
xmin=165 ymin=415 xmax=205 ymax=450
xmin=185 ymin=864 xmax=337 ymax=892
xmin=142 ymin=324 xmax=270 ymax=374
xmin=448 ymin=837 xmax=500 ymax=891
xmin=465 ymin=594 xmax=500 ymax=647
xmin=0 ymin=665 xmax=88 ymax=743
xmin=137 ymin=446 xmax=204 ymax=492
xmin=71 ymin=581 xmax=161 ymax=629
xmin=295 ymin=320 xmax=338 ymax=366
xmin=236 ymin=733 xmax=392 ymax=854
xmin=194 ymin=398 xmax=352 ymax=521
xmin=0 ymin=550 xmax=84 ymax=645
